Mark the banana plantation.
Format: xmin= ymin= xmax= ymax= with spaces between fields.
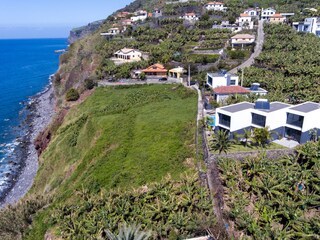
xmin=51 ymin=174 xmax=216 ymax=239
xmin=218 ymin=141 xmax=320 ymax=239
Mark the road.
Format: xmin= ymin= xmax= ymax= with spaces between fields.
xmin=229 ymin=20 xmax=265 ymax=74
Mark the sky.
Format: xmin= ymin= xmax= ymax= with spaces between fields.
xmin=0 ymin=0 xmax=134 ymax=39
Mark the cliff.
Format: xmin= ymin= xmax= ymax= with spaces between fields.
xmin=68 ymin=19 xmax=104 ymax=43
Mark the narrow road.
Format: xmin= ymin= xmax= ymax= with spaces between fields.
xmin=229 ymin=20 xmax=265 ymax=74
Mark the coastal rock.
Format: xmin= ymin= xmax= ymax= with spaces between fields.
xmin=68 ymin=20 xmax=104 ymax=44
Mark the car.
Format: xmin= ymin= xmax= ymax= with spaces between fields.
xmin=158 ymin=77 xmax=167 ymax=81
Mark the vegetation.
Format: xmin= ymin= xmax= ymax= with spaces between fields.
xmin=218 ymin=141 xmax=320 ymax=238
xmin=210 ymin=130 xmax=234 ymax=154
xmin=22 ymin=84 xmax=201 ymax=238
xmin=51 ymin=174 xmax=215 ymax=239
xmin=65 ymin=88 xmax=80 ymax=101
xmin=106 ymin=224 xmax=151 ymax=240
xmin=244 ymin=24 xmax=320 ymax=103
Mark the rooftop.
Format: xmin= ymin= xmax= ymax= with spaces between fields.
xmin=231 ymin=34 xmax=255 ymax=39
xmin=240 ymin=13 xmax=250 ymax=17
xmin=213 ymin=86 xmax=250 ymax=94
xmin=271 ymin=13 xmax=284 ymax=18
xmin=256 ymin=102 xmax=292 ymax=113
xmin=289 ymin=102 xmax=320 ymax=113
xmin=207 ymin=2 xmax=224 ymax=5
xmin=208 ymin=71 xmax=236 ymax=77
xmin=220 ymin=102 xmax=254 ymax=113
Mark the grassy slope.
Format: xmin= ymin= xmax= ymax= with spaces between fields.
xmin=23 ymin=84 xmax=198 ymax=239
xmin=32 ymin=84 xmax=197 ymax=199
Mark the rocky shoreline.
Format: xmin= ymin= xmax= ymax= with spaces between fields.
xmin=0 ymin=84 xmax=55 ymax=208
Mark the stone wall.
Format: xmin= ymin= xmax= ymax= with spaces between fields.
xmin=209 ymin=148 xmax=296 ymax=163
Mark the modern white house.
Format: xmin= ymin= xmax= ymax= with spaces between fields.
xmin=244 ymin=8 xmax=259 ymax=17
xmin=131 ymin=10 xmax=148 ymax=22
xmin=292 ymin=17 xmax=320 ymax=37
xmin=100 ymin=28 xmax=121 ymax=36
xmin=207 ymin=72 xmax=239 ymax=88
xmin=231 ymin=34 xmax=255 ymax=48
xmin=261 ymin=8 xmax=276 ymax=20
xmin=215 ymin=100 xmax=320 ymax=143
xmin=237 ymin=13 xmax=254 ymax=29
xmin=113 ymin=48 xmax=142 ymax=62
xmin=205 ymin=2 xmax=226 ymax=11
xmin=181 ymin=12 xmax=199 ymax=21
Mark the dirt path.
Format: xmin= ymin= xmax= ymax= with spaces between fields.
xmin=229 ymin=20 xmax=265 ymax=74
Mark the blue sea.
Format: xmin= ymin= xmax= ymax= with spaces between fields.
xmin=0 ymin=38 xmax=67 ymax=196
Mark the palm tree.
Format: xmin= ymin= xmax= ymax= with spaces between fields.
xmin=242 ymin=129 xmax=252 ymax=147
xmin=210 ymin=130 xmax=233 ymax=154
xmin=105 ymin=223 xmax=151 ymax=240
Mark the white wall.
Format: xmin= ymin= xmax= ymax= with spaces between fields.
xmin=216 ymin=107 xmax=252 ymax=132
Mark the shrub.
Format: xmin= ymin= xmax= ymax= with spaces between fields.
xmin=228 ymin=50 xmax=246 ymax=59
xmin=65 ymin=88 xmax=80 ymax=101
xmin=84 ymin=79 xmax=96 ymax=90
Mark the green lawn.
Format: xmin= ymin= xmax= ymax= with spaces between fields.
xmin=228 ymin=142 xmax=287 ymax=153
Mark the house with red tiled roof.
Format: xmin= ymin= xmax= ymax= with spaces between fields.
xmin=205 ymin=1 xmax=226 ymax=11
xmin=142 ymin=64 xmax=168 ymax=78
xmin=269 ymin=13 xmax=285 ymax=23
xmin=181 ymin=12 xmax=199 ymax=21
xmin=213 ymin=86 xmax=250 ymax=103
xmin=237 ymin=13 xmax=254 ymax=29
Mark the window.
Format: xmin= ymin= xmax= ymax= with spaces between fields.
xmin=251 ymin=113 xmax=266 ymax=127
xmin=286 ymin=113 xmax=304 ymax=128
xmin=208 ymin=75 xmax=213 ymax=86
xmin=230 ymin=80 xmax=236 ymax=85
xmin=219 ymin=113 xmax=231 ymax=127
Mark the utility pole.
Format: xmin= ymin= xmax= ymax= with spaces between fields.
xmin=241 ymin=68 xmax=244 ymax=87
xmin=188 ymin=64 xmax=191 ymax=86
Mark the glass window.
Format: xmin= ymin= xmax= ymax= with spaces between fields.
xmin=286 ymin=113 xmax=304 ymax=128
xmin=251 ymin=113 xmax=266 ymax=127
xmin=219 ymin=113 xmax=231 ymax=127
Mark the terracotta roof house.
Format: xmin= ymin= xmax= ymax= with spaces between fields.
xmin=181 ymin=12 xmax=199 ymax=21
xmin=213 ymin=86 xmax=250 ymax=103
xmin=237 ymin=13 xmax=254 ymax=29
xmin=142 ymin=64 xmax=168 ymax=77
xmin=269 ymin=13 xmax=285 ymax=23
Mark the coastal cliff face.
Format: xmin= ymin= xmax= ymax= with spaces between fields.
xmin=68 ymin=20 xmax=104 ymax=43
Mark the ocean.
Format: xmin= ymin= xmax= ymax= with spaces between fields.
xmin=0 ymin=38 xmax=67 ymax=197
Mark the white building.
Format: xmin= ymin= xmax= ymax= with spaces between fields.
xmin=237 ymin=13 xmax=254 ymax=29
xmin=231 ymin=34 xmax=255 ymax=48
xmin=181 ymin=12 xmax=199 ymax=21
xmin=215 ymin=100 xmax=320 ymax=143
xmin=113 ymin=48 xmax=142 ymax=62
xmin=244 ymin=8 xmax=259 ymax=17
xmin=293 ymin=17 xmax=320 ymax=37
xmin=100 ymin=28 xmax=121 ymax=37
xmin=131 ymin=10 xmax=148 ymax=22
xmin=205 ymin=2 xmax=226 ymax=11
xmin=261 ymin=8 xmax=276 ymax=20
xmin=207 ymin=72 xmax=239 ymax=88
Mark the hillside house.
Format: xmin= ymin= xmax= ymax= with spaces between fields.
xmin=116 ymin=12 xmax=130 ymax=19
xmin=131 ymin=10 xmax=148 ymax=22
xmin=142 ymin=64 xmax=168 ymax=78
xmin=293 ymin=17 xmax=320 ymax=37
xmin=244 ymin=8 xmax=259 ymax=18
xmin=212 ymin=86 xmax=250 ymax=103
xmin=112 ymin=48 xmax=142 ymax=64
xmin=181 ymin=12 xmax=199 ymax=21
xmin=237 ymin=13 xmax=254 ymax=29
xmin=121 ymin=19 xmax=133 ymax=26
xmin=169 ymin=67 xmax=186 ymax=83
xmin=100 ymin=27 xmax=121 ymax=37
xmin=205 ymin=2 xmax=226 ymax=11
xmin=215 ymin=100 xmax=320 ymax=144
xmin=231 ymin=34 xmax=255 ymax=48
xmin=261 ymin=8 xmax=276 ymax=20
xmin=207 ymin=72 xmax=239 ymax=88
xmin=269 ymin=13 xmax=285 ymax=23
xmin=153 ymin=8 xmax=163 ymax=18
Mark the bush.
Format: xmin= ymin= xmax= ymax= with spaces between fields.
xmin=228 ymin=50 xmax=246 ymax=59
xmin=84 ymin=79 xmax=96 ymax=90
xmin=65 ymin=88 xmax=80 ymax=101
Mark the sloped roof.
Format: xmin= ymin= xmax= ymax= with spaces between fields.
xmin=271 ymin=13 xmax=284 ymax=18
xmin=142 ymin=64 xmax=167 ymax=73
xmin=240 ymin=13 xmax=250 ymax=17
xmin=207 ymin=1 xmax=224 ymax=5
xmin=231 ymin=34 xmax=255 ymax=39
xmin=115 ymin=48 xmax=141 ymax=55
xmin=169 ymin=67 xmax=186 ymax=73
xmin=213 ymin=86 xmax=250 ymax=94
xmin=185 ymin=12 xmax=196 ymax=16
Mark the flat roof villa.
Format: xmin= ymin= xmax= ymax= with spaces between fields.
xmin=207 ymin=72 xmax=239 ymax=88
xmin=215 ymin=100 xmax=320 ymax=144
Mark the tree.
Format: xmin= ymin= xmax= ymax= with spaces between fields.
xmin=242 ymin=129 xmax=251 ymax=147
xmin=66 ymin=88 xmax=80 ymax=101
xmin=84 ymin=79 xmax=96 ymax=90
xmin=139 ymin=72 xmax=146 ymax=80
xmin=210 ymin=130 xmax=233 ymax=154
xmin=251 ymin=127 xmax=271 ymax=147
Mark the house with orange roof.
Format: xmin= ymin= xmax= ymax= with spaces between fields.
xmin=205 ymin=2 xmax=226 ymax=11
xmin=213 ymin=86 xmax=250 ymax=103
xmin=142 ymin=64 xmax=168 ymax=78
xmin=269 ymin=13 xmax=285 ymax=23
xmin=231 ymin=34 xmax=255 ymax=48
